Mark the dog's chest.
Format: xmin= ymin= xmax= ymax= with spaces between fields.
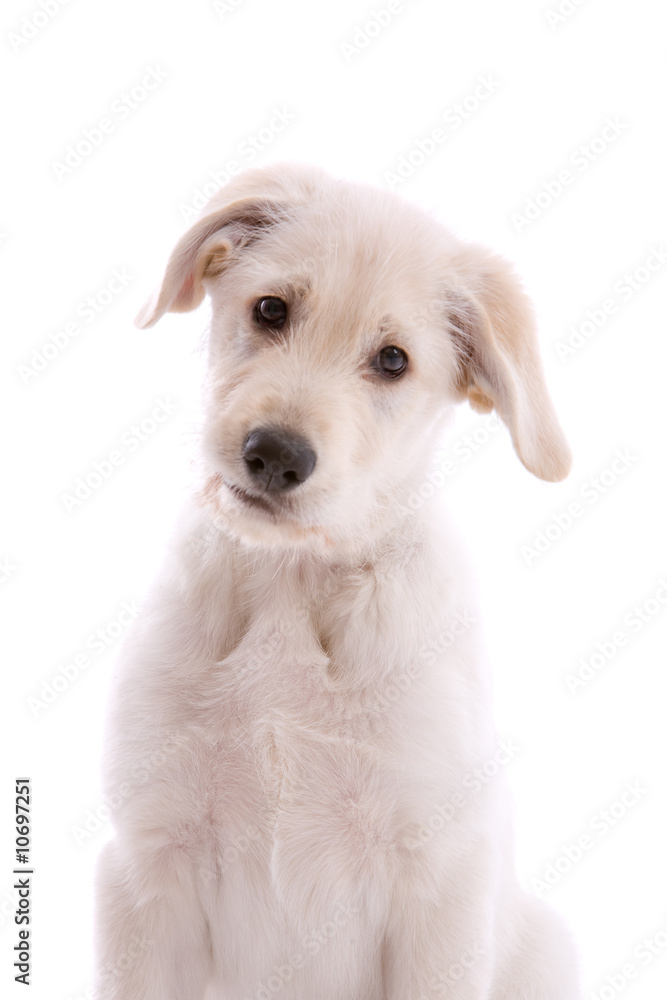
xmin=187 ymin=621 xmax=403 ymax=896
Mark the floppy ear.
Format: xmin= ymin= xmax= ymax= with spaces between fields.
xmin=135 ymin=162 xmax=328 ymax=329
xmin=135 ymin=197 xmax=287 ymax=328
xmin=447 ymin=246 xmax=571 ymax=482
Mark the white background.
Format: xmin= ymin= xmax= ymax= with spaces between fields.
xmin=1 ymin=1 xmax=666 ymax=998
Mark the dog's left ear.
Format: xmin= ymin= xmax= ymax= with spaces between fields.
xmin=447 ymin=246 xmax=571 ymax=482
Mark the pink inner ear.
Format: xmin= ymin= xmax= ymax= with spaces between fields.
xmin=174 ymin=273 xmax=195 ymax=310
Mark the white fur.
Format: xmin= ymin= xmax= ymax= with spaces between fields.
xmin=94 ymin=164 xmax=582 ymax=999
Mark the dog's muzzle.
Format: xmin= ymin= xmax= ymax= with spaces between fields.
xmin=242 ymin=428 xmax=316 ymax=491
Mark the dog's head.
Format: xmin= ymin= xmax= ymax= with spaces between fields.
xmin=138 ymin=163 xmax=571 ymax=552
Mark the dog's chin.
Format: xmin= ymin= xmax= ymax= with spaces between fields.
xmin=201 ymin=474 xmax=340 ymax=553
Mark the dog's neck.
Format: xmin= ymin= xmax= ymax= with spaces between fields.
xmin=170 ymin=491 xmax=449 ymax=689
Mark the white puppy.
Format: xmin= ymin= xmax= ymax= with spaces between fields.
xmin=94 ymin=164 xmax=581 ymax=999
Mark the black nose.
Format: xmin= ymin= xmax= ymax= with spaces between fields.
xmin=242 ymin=428 xmax=316 ymax=491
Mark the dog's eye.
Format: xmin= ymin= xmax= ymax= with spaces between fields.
xmin=254 ymin=296 xmax=288 ymax=329
xmin=375 ymin=345 xmax=408 ymax=378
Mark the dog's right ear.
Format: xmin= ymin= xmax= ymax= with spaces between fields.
xmin=135 ymin=162 xmax=328 ymax=329
xmin=135 ymin=196 xmax=287 ymax=329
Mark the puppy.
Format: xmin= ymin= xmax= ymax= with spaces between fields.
xmin=94 ymin=163 xmax=582 ymax=999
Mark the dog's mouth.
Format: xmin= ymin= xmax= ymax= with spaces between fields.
xmin=199 ymin=473 xmax=339 ymax=552
xmin=223 ymin=479 xmax=277 ymax=515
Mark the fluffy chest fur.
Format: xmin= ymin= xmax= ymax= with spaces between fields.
xmin=104 ymin=501 xmax=489 ymax=899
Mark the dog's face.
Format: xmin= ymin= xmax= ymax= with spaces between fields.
xmin=138 ymin=164 xmax=571 ymax=552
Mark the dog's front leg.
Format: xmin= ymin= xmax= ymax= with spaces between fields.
xmin=93 ymin=836 xmax=212 ymax=1000
xmin=382 ymin=915 xmax=493 ymax=999
xmin=381 ymin=842 xmax=496 ymax=1000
